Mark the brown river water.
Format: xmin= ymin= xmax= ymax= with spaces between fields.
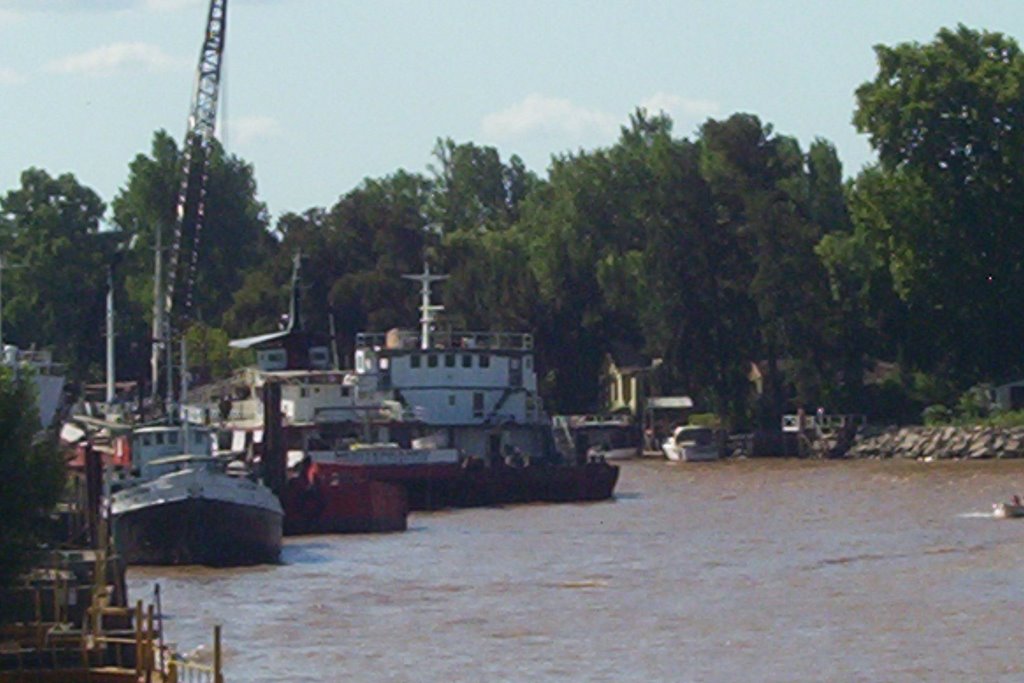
xmin=128 ymin=458 xmax=1024 ymax=682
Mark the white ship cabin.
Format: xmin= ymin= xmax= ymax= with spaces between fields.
xmin=354 ymin=328 xmax=546 ymax=428
xmin=212 ymin=367 xmax=406 ymax=429
xmin=353 ymin=328 xmax=554 ymax=463
xmin=130 ymin=424 xmax=213 ymax=478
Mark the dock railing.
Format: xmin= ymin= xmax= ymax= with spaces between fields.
xmin=167 ymin=625 xmax=223 ymax=683
xmin=782 ymin=412 xmax=866 ymax=435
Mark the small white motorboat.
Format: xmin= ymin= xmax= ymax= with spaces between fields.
xmin=662 ymin=425 xmax=719 ymax=462
xmin=993 ymin=496 xmax=1024 ymax=519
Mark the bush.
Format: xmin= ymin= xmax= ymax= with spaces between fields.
xmin=688 ymin=412 xmax=721 ymax=429
xmin=922 ymin=404 xmax=952 ymax=426
xmin=0 ymin=367 xmax=65 ymax=600
xmin=955 ymin=383 xmax=995 ymax=421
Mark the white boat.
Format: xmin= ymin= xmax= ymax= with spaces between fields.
xmin=109 ymin=423 xmax=282 ymax=566
xmin=993 ymin=497 xmax=1024 ymax=519
xmin=662 ymin=425 xmax=719 ymax=462
xmin=556 ymin=414 xmax=640 ymax=461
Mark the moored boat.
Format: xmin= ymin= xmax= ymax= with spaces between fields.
xmin=555 ymin=414 xmax=641 ymax=461
xmin=109 ymin=423 xmax=282 ymax=566
xmin=663 ymin=425 xmax=719 ymax=462
xmin=210 ymin=260 xmax=618 ymax=513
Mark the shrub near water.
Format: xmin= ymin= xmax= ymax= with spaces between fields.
xmin=0 ymin=367 xmax=65 ymax=603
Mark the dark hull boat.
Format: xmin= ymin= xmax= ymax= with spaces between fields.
xmin=281 ymin=466 xmax=408 ymax=534
xmin=111 ymin=457 xmax=283 ymax=566
xmin=449 ymin=459 xmax=620 ymax=508
xmin=306 ymin=450 xmax=618 ymax=511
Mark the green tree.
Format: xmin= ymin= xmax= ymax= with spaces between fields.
xmin=0 ymin=367 xmax=64 ymax=597
xmin=0 ymin=168 xmax=117 ymax=380
xmin=111 ymin=130 xmax=274 ymax=383
xmin=852 ymin=25 xmax=1024 ymax=384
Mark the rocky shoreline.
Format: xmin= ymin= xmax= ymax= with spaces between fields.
xmin=842 ymin=425 xmax=1024 ymax=460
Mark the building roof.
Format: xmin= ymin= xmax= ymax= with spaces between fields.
xmin=228 ymin=329 xmax=295 ymax=350
xmin=606 ymin=341 xmax=652 ymax=373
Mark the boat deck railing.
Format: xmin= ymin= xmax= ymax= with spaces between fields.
xmin=357 ymin=330 xmax=533 ymax=352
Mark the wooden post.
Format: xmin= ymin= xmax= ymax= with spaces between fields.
xmin=167 ymin=658 xmax=178 ymax=683
xmin=146 ymin=603 xmax=155 ymax=683
xmin=84 ymin=444 xmax=102 ymax=548
xmin=214 ymin=624 xmax=223 ymax=683
xmin=135 ymin=600 xmax=144 ymax=678
xmin=262 ymin=381 xmax=285 ymax=495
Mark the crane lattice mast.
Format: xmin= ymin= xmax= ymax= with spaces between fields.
xmin=152 ymin=0 xmax=227 ymax=402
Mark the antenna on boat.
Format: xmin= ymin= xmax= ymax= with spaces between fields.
xmin=403 ymin=262 xmax=448 ymax=350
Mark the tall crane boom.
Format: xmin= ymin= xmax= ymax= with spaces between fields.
xmin=151 ymin=0 xmax=226 ymax=403
xmin=167 ymin=0 xmax=227 ymax=317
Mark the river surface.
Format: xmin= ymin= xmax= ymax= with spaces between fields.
xmin=128 ymin=458 xmax=1024 ymax=682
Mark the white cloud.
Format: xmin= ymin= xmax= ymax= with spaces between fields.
xmin=482 ymin=92 xmax=721 ymax=143
xmin=638 ymin=92 xmax=720 ymax=122
xmin=0 ymin=66 xmax=24 ymax=85
xmin=0 ymin=66 xmax=23 ymax=85
xmin=481 ymin=94 xmax=619 ymax=141
xmin=227 ymin=115 xmax=282 ymax=145
xmin=45 ymin=42 xmax=177 ymax=76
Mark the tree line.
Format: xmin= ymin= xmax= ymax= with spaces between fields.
xmin=2 ymin=25 xmax=1022 ymax=430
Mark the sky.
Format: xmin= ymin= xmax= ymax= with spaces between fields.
xmin=3 ymin=0 xmax=1024 ymax=225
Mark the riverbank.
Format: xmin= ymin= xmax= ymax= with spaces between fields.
xmin=845 ymin=425 xmax=1024 ymax=460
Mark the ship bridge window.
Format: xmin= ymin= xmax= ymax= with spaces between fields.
xmin=155 ymin=432 xmax=164 ymax=445
xmin=411 ymin=354 xmax=421 ymax=368
xmin=193 ymin=432 xmax=203 ymax=444
xmin=445 ymin=354 xmax=455 ymax=368
xmin=428 ymin=354 xmax=438 ymax=368
xmin=340 ymin=386 xmax=351 ymax=397
xmin=479 ymin=354 xmax=490 ymax=368
xmin=449 ymin=394 xmax=456 ymax=406
xmin=461 ymin=354 xmax=472 ymax=368
xmin=168 ymin=432 xmax=178 ymax=445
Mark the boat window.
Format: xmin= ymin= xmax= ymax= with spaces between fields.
xmin=428 ymin=354 xmax=438 ymax=368
xmin=340 ymin=386 xmax=351 ymax=397
xmin=194 ymin=432 xmax=204 ymax=444
xmin=141 ymin=435 xmax=151 ymax=446
xmin=155 ymin=432 xmax=164 ymax=445
xmin=449 ymin=394 xmax=456 ymax=406
xmin=411 ymin=354 xmax=421 ymax=368
xmin=479 ymin=354 xmax=490 ymax=368
xmin=168 ymin=432 xmax=178 ymax=445
xmin=445 ymin=354 xmax=455 ymax=368
xmin=461 ymin=354 xmax=472 ymax=368
xmin=301 ymin=388 xmax=308 ymax=398
xmin=473 ymin=392 xmax=484 ymax=417
xmin=525 ymin=357 xmax=532 ymax=369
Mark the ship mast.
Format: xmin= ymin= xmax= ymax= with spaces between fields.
xmin=402 ymin=263 xmax=448 ymax=350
